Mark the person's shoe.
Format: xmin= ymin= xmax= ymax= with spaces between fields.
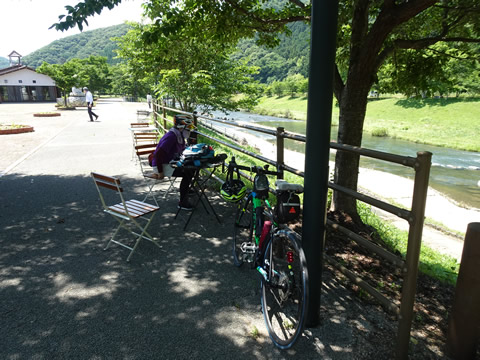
xmin=96 ymin=115 xmax=99 ymax=120
xmin=177 ymin=200 xmax=193 ymax=211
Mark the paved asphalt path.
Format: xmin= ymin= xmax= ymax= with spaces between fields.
xmin=1 ymin=99 xmax=440 ymax=359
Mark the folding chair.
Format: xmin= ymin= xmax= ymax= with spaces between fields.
xmin=134 ymin=143 xmax=178 ymax=205
xmin=91 ymin=172 xmax=162 ymax=262
xmin=136 ymin=110 xmax=151 ymax=121
xmin=130 ymin=123 xmax=157 ymax=160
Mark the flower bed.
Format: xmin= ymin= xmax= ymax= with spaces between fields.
xmin=0 ymin=125 xmax=34 ymax=135
xmin=33 ymin=112 xmax=61 ymax=117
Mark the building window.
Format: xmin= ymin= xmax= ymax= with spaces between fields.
xmin=18 ymin=80 xmax=23 ymax=83
xmin=33 ymin=80 xmax=37 ymax=84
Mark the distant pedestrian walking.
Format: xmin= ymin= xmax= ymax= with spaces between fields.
xmin=83 ymin=87 xmax=98 ymax=122
xmin=147 ymin=94 xmax=152 ymax=109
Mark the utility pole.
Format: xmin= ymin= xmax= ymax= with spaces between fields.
xmin=302 ymin=0 xmax=338 ymax=326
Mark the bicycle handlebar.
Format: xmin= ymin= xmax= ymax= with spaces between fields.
xmin=227 ymin=156 xmax=281 ymax=177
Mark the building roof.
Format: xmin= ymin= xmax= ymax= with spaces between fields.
xmin=0 ymin=64 xmax=36 ymax=76
xmin=8 ymin=50 xmax=22 ymax=57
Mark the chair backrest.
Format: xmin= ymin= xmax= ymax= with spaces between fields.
xmin=91 ymin=172 xmax=125 ymax=208
xmin=133 ymin=132 xmax=158 ymax=145
xmin=135 ymin=143 xmax=157 ymax=157
xmin=135 ymin=144 xmax=158 ymax=175
xmin=131 ymin=122 xmax=150 ymax=128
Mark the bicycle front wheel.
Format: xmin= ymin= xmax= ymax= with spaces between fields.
xmin=233 ymin=197 xmax=254 ymax=267
xmin=260 ymin=229 xmax=308 ymax=349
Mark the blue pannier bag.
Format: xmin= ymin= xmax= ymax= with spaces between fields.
xmin=177 ymin=143 xmax=215 ymax=167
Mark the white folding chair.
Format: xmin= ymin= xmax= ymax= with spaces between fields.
xmin=134 ymin=143 xmax=178 ymax=205
xmin=91 ymin=172 xmax=162 ymax=262
xmin=136 ymin=110 xmax=151 ymax=121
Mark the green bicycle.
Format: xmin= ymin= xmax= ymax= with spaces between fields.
xmin=220 ymin=157 xmax=308 ymax=349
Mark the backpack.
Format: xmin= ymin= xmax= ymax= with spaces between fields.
xmin=176 ymin=143 xmax=215 ymax=167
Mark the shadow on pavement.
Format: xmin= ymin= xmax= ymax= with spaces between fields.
xmin=2 ymin=172 xmax=445 ymax=359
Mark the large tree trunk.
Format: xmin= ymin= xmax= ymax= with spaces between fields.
xmin=331 ymin=81 xmax=370 ymax=220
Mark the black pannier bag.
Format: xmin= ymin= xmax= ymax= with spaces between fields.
xmin=275 ymin=191 xmax=301 ymax=223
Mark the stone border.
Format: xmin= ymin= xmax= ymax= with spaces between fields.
xmin=0 ymin=125 xmax=34 ymax=135
xmin=33 ymin=112 xmax=61 ymax=117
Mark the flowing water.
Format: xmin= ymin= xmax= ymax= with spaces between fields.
xmin=210 ymin=111 xmax=480 ymax=209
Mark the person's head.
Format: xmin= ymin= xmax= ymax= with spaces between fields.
xmin=173 ymin=115 xmax=194 ymax=131
xmin=83 ymin=87 xmax=88 ymax=92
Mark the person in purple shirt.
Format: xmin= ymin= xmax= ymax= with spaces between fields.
xmin=151 ymin=115 xmax=195 ymax=210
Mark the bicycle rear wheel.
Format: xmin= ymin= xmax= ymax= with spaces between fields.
xmin=233 ymin=197 xmax=254 ymax=267
xmin=260 ymin=229 xmax=308 ymax=349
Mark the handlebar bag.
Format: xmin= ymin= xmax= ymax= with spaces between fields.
xmin=254 ymin=174 xmax=269 ymax=199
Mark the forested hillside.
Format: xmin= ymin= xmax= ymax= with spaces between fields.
xmin=23 ymin=23 xmax=131 ymax=68
xmin=232 ymin=21 xmax=310 ymax=83
xmin=6 ymin=20 xmax=308 ymax=82
xmin=0 ymin=57 xmax=9 ymax=69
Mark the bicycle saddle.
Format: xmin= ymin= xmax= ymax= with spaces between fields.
xmin=275 ymin=179 xmax=304 ymax=193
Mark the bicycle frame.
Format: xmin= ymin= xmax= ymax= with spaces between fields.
xmin=227 ymin=156 xmax=308 ymax=349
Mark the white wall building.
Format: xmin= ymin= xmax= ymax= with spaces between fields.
xmin=0 ymin=51 xmax=59 ymax=103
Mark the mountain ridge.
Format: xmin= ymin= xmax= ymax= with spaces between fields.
xmin=13 ymin=23 xmax=131 ymax=69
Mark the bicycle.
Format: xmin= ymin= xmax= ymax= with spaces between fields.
xmin=221 ymin=157 xmax=308 ymax=349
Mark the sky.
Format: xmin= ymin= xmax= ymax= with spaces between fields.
xmin=0 ymin=0 xmax=145 ymax=58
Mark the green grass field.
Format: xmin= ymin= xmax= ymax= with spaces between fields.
xmin=254 ymin=95 xmax=480 ymax=152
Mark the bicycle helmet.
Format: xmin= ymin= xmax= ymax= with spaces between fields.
xmin=220 ymin=165 xmax=247 ymax=203
xmin=174 ymin=114 xmax=194 ymax=130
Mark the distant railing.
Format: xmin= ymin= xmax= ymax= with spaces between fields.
xmin=152 ymin=100 xmax=431 ymax=359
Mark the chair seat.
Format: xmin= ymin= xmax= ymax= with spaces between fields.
xmin=108 ymin=199 xmax=159 ymax=218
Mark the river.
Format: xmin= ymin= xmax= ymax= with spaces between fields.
xmin=210 ymin=111 xmax=480 ymax=210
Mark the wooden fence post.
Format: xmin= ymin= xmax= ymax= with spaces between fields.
xmin=447 ymin=222 xmax=480 ymax=359
xmin=276 ymin=127 xmax=285 ymax=179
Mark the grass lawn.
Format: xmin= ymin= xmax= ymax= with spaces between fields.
xmin=254 ymin=95 xmax=480 ymax=152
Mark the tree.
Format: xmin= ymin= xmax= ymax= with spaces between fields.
xmin=270 ymin=80 xmax=285 ymax=97
xmin=52 ymin=0 xmax=480 ymax=220
xmin=37 ymin=60 xmax=86 ymax=106
xmin=115 ymin=23 xmax=260 ymax=113
xmin=82 ymin=55 xmax=112 ymax=94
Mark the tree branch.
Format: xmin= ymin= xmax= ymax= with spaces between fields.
xmin=333 ymin=64 xmax=345 ymax=103
xmin=223 ymin=0 xmax=309 ymax=29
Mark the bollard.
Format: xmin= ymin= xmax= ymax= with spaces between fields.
xmin=447 ymin=222 xmax=480 ymax=359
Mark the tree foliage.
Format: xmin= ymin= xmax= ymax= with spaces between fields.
xmin=115 ymin=23 xmax=260 ymax=112
xmin=0 ymin=57 xmax=9 ymax=69
xmin=37 ymin=60 xmax=85 ymax=105
xmin=37 ymin=55 xmax=112 ymax=104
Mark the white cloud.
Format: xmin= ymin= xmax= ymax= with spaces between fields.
xmin=0 ymin=0 xmax=144 ymax=57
